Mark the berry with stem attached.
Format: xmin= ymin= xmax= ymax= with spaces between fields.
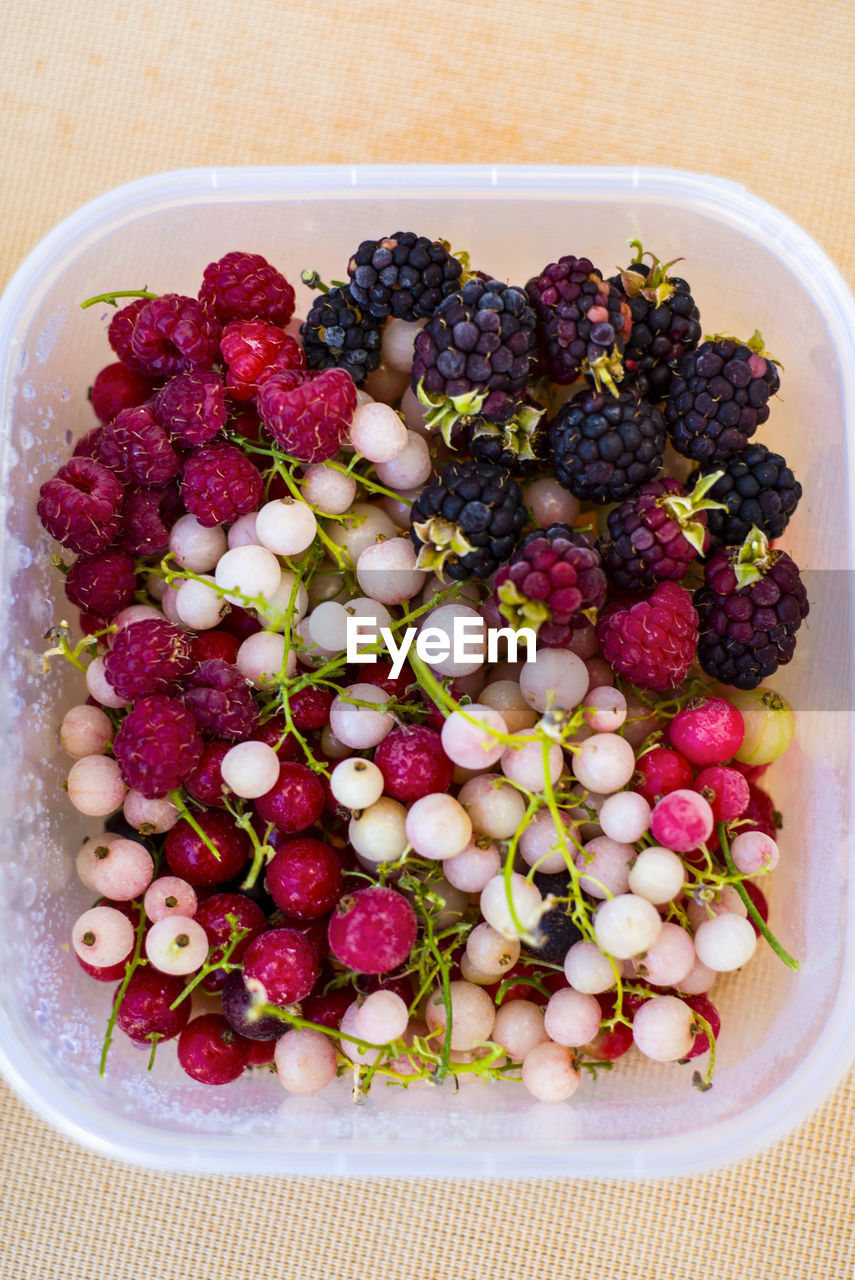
xmin=410 ymin=458 xmax=526 ymax=581
xmin=608 ymin=242 xmax=702 ymax=397
xmin=526 ymin=254 xmax=631 ymax=389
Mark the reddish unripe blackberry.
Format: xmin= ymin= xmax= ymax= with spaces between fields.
xmin=177 ymin=1013 xmax=252 ymax=1084
xmin=410 ymin=458 xmax=526 ymax=581
xmin=598 ymin=473 xmax=723 ymax=591
xmin=265 ymin=837 xmax=343 ymax=919
xmin=682 ymin=994 xmax=721 ymax=1060
xmin=181 ymin=442 xmax=264 ymax=528
xmin=221 ymin=971 xmax=287 ymax=1041
xmin=194 ymin=892 xmax=266 ymax=990
xmin=693 ymin=765 xmax=750 ymax=822
xmin=493 ymin=523 xmax=607 ymax=647
xmin=301 ymin=286 xmax=383 ymax=384
xmin=37 ymin=457 xmax=124 ymax=555
xmin=182 ymin=659 xmax=259 ymax=741
xmin=120 ymin=485 xmax=175 ymax=557
xmin=632 ymin=747 xmax=694 ymax=805
xmin=154 ymin=369 xmax=227 ymax=446
xmin=190 ymin=630 xmax=241 ymax=665
xmin=665 ymin=332 xmax=780 ymax=463
xmin=347 ymin=231 xmax=464 ymax=321
xmin=90 ymin=361 xmax=157 ymax=423
xmin=373 ymin=725 xmax=454 ymax=803
xmin=669 ymin=695 xmax=745 ymax=765
xmin=608 ymin=245 xmax=701 ymax=397
xmin=199 ymin=250 xmax=296 ymax=326
xmin=115 ymin=967 xmax=190 ymax=1044
xmin=220 ymin=319 xmax=304 ymax=401
xmin=288 ymin=685 xmax=334 ymax=730
xmin=165 ymin=809 xmax=251 ymax=886
xmin=327 ymin=885 xmax=417 ymax=974
xmin=548 ymin=387 xmax=666 ymax=504
xmin=114 ymin=695 xmax=203 ymax=798
xmin=257 ymin=367 xmax=356 ymax=463
xmin=104 ymin=619 xmax=194 ymax=701
xmin=65 ymin=549 xmax=137 ymax=622
xmin=130 ymin=294 xmax=221 ymax=378
xmin=254 ymin=762 xmax=326 ymax=833
xmin=242 ymin=927 xmax=319 ymax=1005
xmin=694 ymin=531 xmax=809 ymax=689
xmin=687 ymin=443 xmax=802 ymax=552
xmin=184 ymin=740 xmax=231 ymax=808
xmin=97 ymin=403 xmax=181 ymax=488
xmin=412 ymin=278 xmax=536 ymax=436
xmin=597 ymin=580 xmax=698 ymax=691
xmin=526 ymin=254 xmax=631 ymax=388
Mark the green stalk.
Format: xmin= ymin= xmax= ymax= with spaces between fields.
xmin=717 ymin=823 xmax=798 ymax=970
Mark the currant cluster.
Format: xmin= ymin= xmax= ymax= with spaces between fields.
xmin=38 ymin=235 xmax=803 ymax=1105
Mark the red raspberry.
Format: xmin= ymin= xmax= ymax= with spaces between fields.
xmin=254 ymin=762 xmax=325 ymax=833
xmin=65 ymin=549 xmax=137 ymax=621
xmin=90 ymin=361 xmax=156 ymax=423
xmin=199 ymin=251 xmax=296 ymax=326
xmin=194 ymin=892 xmax=266 ymax=991
xmin=165 ymin=809 xmax=252 ymax=886
xmin=177 ymin=1014 xmax=252 ymax=1085
xmin=184 ymin=740 xmax=231 ymax=808
xmin=108 ymin=299 xmax=150 ymax=372
xmin=257 ymin=367 xmax=356 ymax=463
xmin=73 ymin=426 xmax=105 ymax=459
xmin=242 ymin=927 xmax=319 ymax=1005
xmin=96 ymin=403 xmax=181 ymax=487
xmin=130 ymin=294 xmax=221 ymax=378
xmin=113 ymin=695 xmax=203 ymax=798
xmin=37 ymin=457 xmax=124 ymax=555
xmin=120 ymin=485 xmax=174 ymax=557
xmin=103 ymin=619 xmax=194 ymax=701
xmin=693 ymin=765 xmax=750 ymax=822
xmin=265 ymin=837 xmax=343 ymax=919
xmin=631 ymin=746 xmax=693 ymax=804
xmin=181 ymin=442 xmax=264 ymax=527
xmin=116 ymin=968 xmax=190 ymax=1044
xmin=220 ymin=320 xmax=305 ymax=402
xmin=373 ymin=725 xmax=454 ymax=803
xmin=287 ymin=686 xmax=334 ymax=730
xmin=154 ymin=370 xmax=227 ymax=447
xmin=190 ymin=630 xmax=241 ymax=665
xmin=182 ymin=659 xmax=259 ymax=740
xmin=596 ymin=580 xmax=698 ymax=691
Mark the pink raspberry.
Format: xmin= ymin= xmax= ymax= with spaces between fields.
xmin=113 ymin=695 xmax=203 ymax=798
xmin=96 ymin=403 xmax=181 ymax=487
xmin=130 ymin=294 xmax=221 ymax=378
xmin=154 ymin=370 xmax=227 ymax=446
xmin=220 ymin=320 xmax=305 ymax=401
xmin=596 ymin=580 xmax=698 ymax=691
xmin=493 ymin=523 xmax=607 ymax=647
xmin=120 ymin=484 xmax=177 ymax=556
xmin=90 ymin=361 xmax=157 ymax=423
xmin=182 ymin=659 xmax=259 ymax=740
xmin=257 ymin=367 xmax=356 ymax=463
xmin=108 ymin=299 xmax=151 ymax=372
xmin=104 ymin=619 xmax=195 ymax=701
xmin=37 ymin=457 xmax=124 ymax=554
xmin=65 ymin=549 xmax=137 ymax=621
xmin=199 ymin=251 xmax=296 ymax=326
xmin=181 ymin=442 xmax=264 ymax=527
xmin=372 ymin=725 xmax=454 ymax=803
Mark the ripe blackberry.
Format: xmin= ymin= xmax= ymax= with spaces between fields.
xmin=664 ymin=332 xmax=780 ymax=463
xmin=687 ymin=444 xmax=802 ymax=551
xmin=130 ymin=294 xmax=221 ymax=378
xmin=346 ymin=231 xmax=464 ymax=321
xmin=301 ymin=285 xmax=383 ymax=384
xmin=493 ymin=524 xmax=607 ymax=647
xmin=608 ymin=244 xmax=701 ymax=398
xmin=410 ymin=459 xmax=526 ymax=581
xmin=181 ymin=442 xmax=264 ymax=527
xmin=113 ymin=695 xmax=203 ymax=798
xmin=182 ymin=659 xmax=260 ymax=740
xmin=96 ymin=403 xmax=181 ymax=488
xmin=597 ymin=580 xmax=698 ymax=691
xmin=64 ymin=549 xmax=137 ymax=621
xmin=694 ymin=529 xmax=809 ymax=689
xmin=465 ymin=403 xmax=546 ymax=474
xmin=154 ymin=370 xmax=227 ymax=447
xmin=412 ymin=278 xmax=536 ymax=439
xmin=37 ymin=457 xmax=124 ymax=555
xmin=548 ymin=386 xmax=666 ymax=503
xmin=526 ymin=255 xmax=631 ymax=389
xmin=104 ymin=619 xmax=195 ymax=701
xmin=199 ymin=250 xmax=295 ymax=326
xmin=598 ymin=472 xmax=724 ymax=590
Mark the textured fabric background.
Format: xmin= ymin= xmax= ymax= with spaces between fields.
xmin=1 ymin=2 xmax=853 ymax=1277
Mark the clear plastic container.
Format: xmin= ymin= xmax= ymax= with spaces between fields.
xmin=0 ymin=165 xmax=853 ymax=1177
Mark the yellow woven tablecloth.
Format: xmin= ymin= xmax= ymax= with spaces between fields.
xmin=1 ymin=3 xmax=853 ymax=1277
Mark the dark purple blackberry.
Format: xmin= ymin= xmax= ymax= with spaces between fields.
xmin=521 ymin=871 xmax=583 ymax=964
xmin=411 ymin=278 xmax=536 ymax=439
xmin=547 ymin=386 xmax=666 ymax=503
xmin=493 ymin=524 xmax=607 ymax=647
xmin=687 ymin=444 xmax=802 ymax=551
xmin=526 ymin=255 xmax=631 ymax=388
xmin=465 ymin=402 xmax=546 ymax=475
xmin=410 ymin=459 xmax=526 ymax=581
xmin=664 ymin=332 xmax=780 ymax=463
xmin=694 ymin=530 xmax=809 ymax=689
xmin=608 ymin=245 xmax=701 ymax=398
xmin=182 ymin=660 xmax=260 ymax=740
xmin=347 ymin=231 xmax=464 ymax=321
xmin=301 ymin=286 xmax=382 ymax=384
xmin=598 ymin=473 xmax=723 ymax=591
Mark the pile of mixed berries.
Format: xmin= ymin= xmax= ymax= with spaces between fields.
xmin=39 ymin=236 xmax=805 ymax=1103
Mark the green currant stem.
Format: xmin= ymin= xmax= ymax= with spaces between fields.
xmin=717 ymin=823 xmax=798 ymax=969
xmin=689 ymin=1011 xmax=717 ymax=1090
xmin=146 ymin=1033 xmax=162 ymax=1072
xmin=80 ymin=288 xmax=158 ymax=309
xmin=169 ymin=919 xmax=251 ymax=1010
xmin=100 ymin=897 xmax=148 ymax=1077
xmin=167 ymin=790 xmax=222 ymax=863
